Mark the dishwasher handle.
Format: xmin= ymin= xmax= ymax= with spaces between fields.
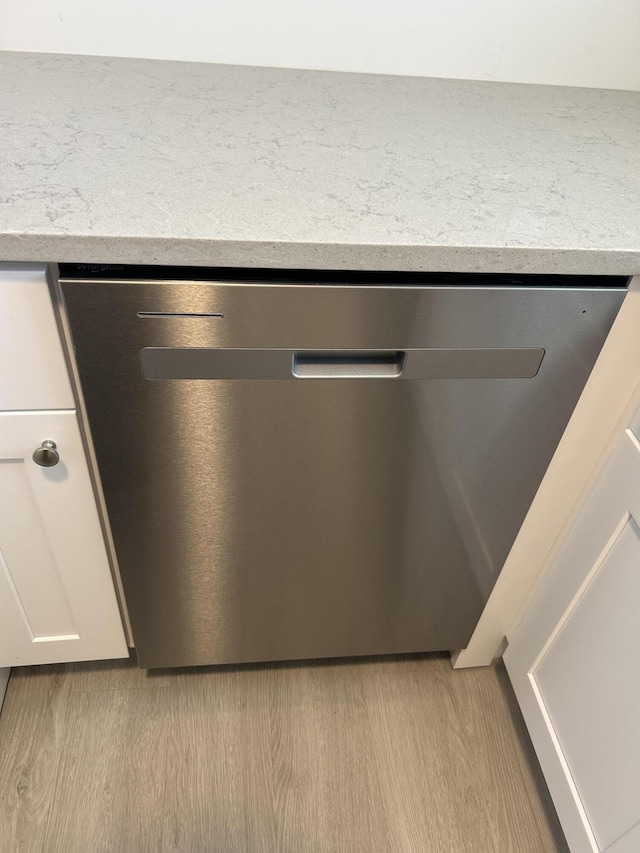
xmin=293 ymin=351 xmax=404 ymax=378
xmin=141 ymin=347 xmax=545 ymax=380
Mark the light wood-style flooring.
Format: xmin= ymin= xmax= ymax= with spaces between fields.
xmin=0 ymin=653 xmax=566 ymax=852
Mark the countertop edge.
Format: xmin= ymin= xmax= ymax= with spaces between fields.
xmin=3 ymin=235 xmax=640 ymax=276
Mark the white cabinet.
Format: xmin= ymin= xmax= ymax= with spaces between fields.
xmin=0 ymin=264 xmax=127 ymax=670
xmin=505 ymin=426 xmax=640 ymax=852
xmin=0 ymin=411 xmax=128 ymax=665
xmin=0 ymin=264 xmax=74 ymax=410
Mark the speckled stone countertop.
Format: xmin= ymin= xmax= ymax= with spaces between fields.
xmin=1 ymin=51 xmax=640 ymax=274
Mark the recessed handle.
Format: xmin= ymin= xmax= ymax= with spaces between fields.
xmin=32 ymin=440 xmax=60 ymax=467
xmin=293 ymin=351 xmax=405 ymax=378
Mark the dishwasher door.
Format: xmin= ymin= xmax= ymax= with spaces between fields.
xmin=61 ymin=277 xmax=626 ymax=668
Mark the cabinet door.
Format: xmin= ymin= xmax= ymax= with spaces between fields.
xmin=0 ymin=410 xmax=128 ymax=666
xmin=504 ymin=429 xmax=640 ymax=853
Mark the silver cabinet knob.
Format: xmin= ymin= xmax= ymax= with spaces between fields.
xmin=32 ymin=440 xmax=60 ymax=467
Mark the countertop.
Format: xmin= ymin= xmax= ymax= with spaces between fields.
xmin=2 ymin=51 xmax=640 ymax=275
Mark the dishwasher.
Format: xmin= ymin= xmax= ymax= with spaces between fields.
xmin=59 ymin=267 xmax=627 ymax=668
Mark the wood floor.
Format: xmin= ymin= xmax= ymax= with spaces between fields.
xmin=0 ymin=652 xmax=567 ymax=853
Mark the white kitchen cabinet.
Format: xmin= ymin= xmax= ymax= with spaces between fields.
xmin=0 ymin=264 xmax=128 ymax=676
xmin=0 ymin=264 xmax=74 ymax=410
xmin=0 ymin=410 xmax=128 ymax=666
xmin=504 ymin=425 xmax=640 ymax=852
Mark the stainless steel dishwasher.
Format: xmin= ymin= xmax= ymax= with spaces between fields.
xmin=60 ymin=268 xmax=627 ymax=668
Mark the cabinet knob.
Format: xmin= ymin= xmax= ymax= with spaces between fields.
xmin=32 ymin=440 xmax=60 ymax=467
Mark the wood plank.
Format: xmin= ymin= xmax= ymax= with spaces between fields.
xmin=266 ymin=659 xmax=392 ymax=852
xmin=160 ymin=665 xmax=277 ymax=852
xmin=0 ymin=666 xmax=71 ymax=852
xmin=41 ymin=686 xmax=170 ymax=853
xmin=0 ymin=654 xmax=567 ymax=852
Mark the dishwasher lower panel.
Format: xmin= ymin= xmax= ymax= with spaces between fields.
xmin=60 ymin=276 xmax=627 ymax=668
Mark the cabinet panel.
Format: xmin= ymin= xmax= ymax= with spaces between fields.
xmin=0 ymin=458 xmax=77 ymax=638
xmin=608 ymin=823 xmax=640 ymax=853
xmin=0 ymin=410 xmax=128 ymax=666
xmin=505 ymin=428 xmax=640 ymax=853
xmin=0 ymin=264 xmax=74 ymax=410
xmin=536 ymin=516 xmax=640 ymax=851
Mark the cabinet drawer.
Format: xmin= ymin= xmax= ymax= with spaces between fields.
xmin=0 ymin=264 xmax=74 ymax=410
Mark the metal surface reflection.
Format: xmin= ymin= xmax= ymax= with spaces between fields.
xmin=61 ymin=276 xmax=626 ymax=668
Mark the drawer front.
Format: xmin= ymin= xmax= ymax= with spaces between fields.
xmin=0 ymin=264 xmax=74 ymax=410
